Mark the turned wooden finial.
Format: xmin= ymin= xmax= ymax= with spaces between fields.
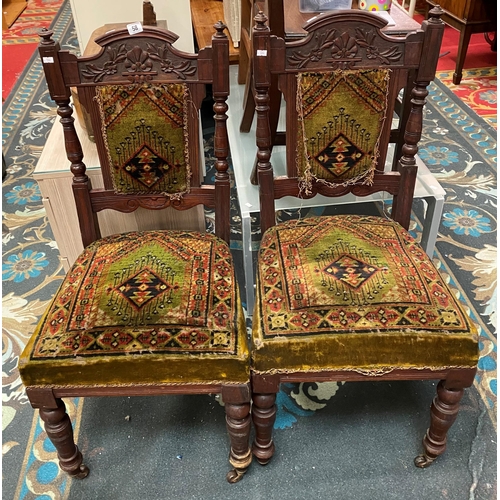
xmin=428 ymin=5 xmax=444 ymax=22
xmin=143 ymin=1 xmax=157 ymax=26
xmin=38 ymin=28 xmax=55 ymax=45
xmin=213 ymin=20 xmax=228 ymax=37
xmin=254 ymin=11 xmax=268 ymax=30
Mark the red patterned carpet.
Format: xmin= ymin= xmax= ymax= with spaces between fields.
xmin=437 ymin=67 xmax=497 ymax=128
xmin=414 ymin=12 xmax=497 ymax=128
xmin=2 ymin=0 xmax=64 ymax=100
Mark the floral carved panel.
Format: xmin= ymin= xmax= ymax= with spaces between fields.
xmin=81 ymin=42 xmax=197 ymax=83
xmin=287 ymin=28 xmax=403 ymax=70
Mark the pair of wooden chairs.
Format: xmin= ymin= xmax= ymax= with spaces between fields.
xmin=19 ymin=9 xmax=478 ymax=484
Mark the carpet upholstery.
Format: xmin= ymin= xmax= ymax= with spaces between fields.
xmin=95 ymin=83 xmax=190 ymax=195
xmin=252 ymin=215 xmax=478 ymax=373
xmin=19 ymin=231 xmax=249 ymax=386
xmin=297 ymin=70 xmax=389 ymax=192
xmin=2 ymin=1 xmax=496 ymax=496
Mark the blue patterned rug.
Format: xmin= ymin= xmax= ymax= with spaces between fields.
xmin=2 ymin=3 xmax=496 ymax=498
xmin=418 ymin=77 xmax=497 ymax=414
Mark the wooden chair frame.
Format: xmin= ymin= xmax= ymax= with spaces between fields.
xmin=25 ymin=23 xmax=252 ymax=483
xmin=250 ymin=8 xmax=478 ymax=469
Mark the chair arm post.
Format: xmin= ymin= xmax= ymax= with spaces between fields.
xmin=417 ymin=6 xmax=445 ymax=83
xmin=55 ymin=99 xmax=100 ymax=247
xmin=253 ymin=13 xmax=276 ymax=235
xmin=394 ymin=7 xmax=444 ymax=228
xmin=394 ymin=80 xmax=427 ymax=229
xmin=38 ymin=29 xmax=99 ymax=247
xmin=38 ymin=29 xmax=70 ymax=102
xmin=212 ymin=22 xmax=231 ymax=244
xmin=393 ymin=160 xmax=417 ymax=229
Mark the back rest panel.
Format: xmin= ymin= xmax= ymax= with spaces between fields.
xmin=295 ymin=69 xmax=391 ymax=191
xmin=252 ymin=9 xmax=445 ymax=233
xmin=95 ymin=83 xmax=191 ymax=195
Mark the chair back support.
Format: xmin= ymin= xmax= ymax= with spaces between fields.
xmin=38 ymin=23 xmax=230 ymax=246
xmin=253 ymin=8 xmax=444 ymax=234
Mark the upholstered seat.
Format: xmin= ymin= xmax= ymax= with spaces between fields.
xmin=20 ymin=231 xmax=249 ymax=387
xmin=252 ymin=215 xmax=477 ymax=374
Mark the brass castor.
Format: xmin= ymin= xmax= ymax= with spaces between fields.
xmin=226 ymin=468 xmax=246 ymax=483
xmin=70 ymin=464 xmax=90 ymax=479
xmin=414 ymin=454 xmax=436 ymax=468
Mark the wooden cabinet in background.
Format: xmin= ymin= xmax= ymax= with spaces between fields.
xmin=426 ymin=0 xmax=496 ymax=84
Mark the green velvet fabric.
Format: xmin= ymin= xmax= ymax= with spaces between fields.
xmin=252 ymin=215 xmax=478 ymax=374
xmin=296 ymin=70 xmax=389 ymax=193
xmin=19 ymin=231 xmax=249 ymax=387
xmin=95 ymin=83 xmax=190 ymax=195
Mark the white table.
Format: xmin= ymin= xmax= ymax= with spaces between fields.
xmin=226 ymin=66 xmax=446 ymax=314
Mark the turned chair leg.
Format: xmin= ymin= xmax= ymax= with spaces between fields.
xmin=39 ymin=398 xmax=89 ymax=478
xmin=224 ymin=401 xmax=252 ymax=483
xmin=252 ymin=393 xmax=277 ymax=465
xmin=415 ymin=380 xmax=465 ymax=468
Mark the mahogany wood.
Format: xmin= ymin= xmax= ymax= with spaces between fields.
xmin=251 ymin=369 xmax=476 ymax=466
xmin=33 ymin=23 xmax=251 ymax=483
xmin=254 ymin=9 xmax=444 ymax=233
xmin=415 ymin=381 xmax=466 ymax=467
xmin=250 ymin=8 xmax=476 ymax=469
xmin=190 ymin=0 xmax=239 ymax=63
xmin=225 ymin=402 xmax=253 ymax=482
xmin=273 ymin=172 xmax=404 ymax=200
xmin=29 ymin=383 xmax=253 ymax=402
xmin=89 ymin=188 xmax=217 ymax=212
xmin=143 ymin=0 xmax=157 ymax=26
xmin=261 ymin=368 xmax=476 ymax=386
xmin=39 ymin=399 xmax=89 ymax=478
xmin=38 ymin=24 xmax=232 ymax=243
xmin=251 ymin=393 xmax=276 ymax=465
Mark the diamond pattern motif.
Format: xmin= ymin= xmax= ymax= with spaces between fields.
xmin=124 ymin=144 xmax=173 ymax=188
xmin=314 ymin=132 xmax=365 ymax=177
xmin=117 ymin=268 xmax=171 ymax=309
xmin=323 ymin=255 xmax=380 ymax=289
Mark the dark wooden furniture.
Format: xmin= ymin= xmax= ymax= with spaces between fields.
xmin=19 ymin=23 xmax=252 ymax=484
xmin=426 ymin=0 xmax=496 ymax=84
xmin=238 ymin=0 xmax=420 ymax=129
xmin=250 ymin=9 xmax=478 ymax=468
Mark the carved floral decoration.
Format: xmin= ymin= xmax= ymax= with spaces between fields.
xmin=147 ymin=43 xmax=197 ymax=79
xmin=82 ymin=43 xmax=196 ymax=83
xmin=124 ymin=46 xmax=153 ymax=73
xmin=288 ymin=28 xmax=402 ymax=70
xmin=82 ymin=44 xmax=128 ymax=81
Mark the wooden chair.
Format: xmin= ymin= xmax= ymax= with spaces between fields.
xmin=19 ymin=23 xmax=252 ymax=483
xmin=250 ymin=9 xmax=479 ymax=468
xmin=239 ymin=0 xmax=284 ymax=136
